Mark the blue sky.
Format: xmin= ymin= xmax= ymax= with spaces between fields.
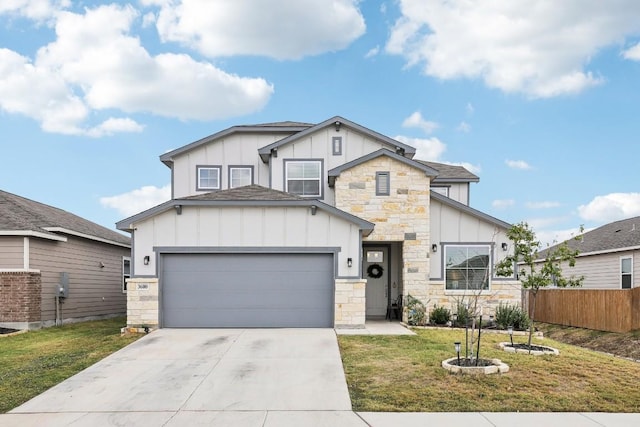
xmin=2 ymin=0 xmax=640 ymax=244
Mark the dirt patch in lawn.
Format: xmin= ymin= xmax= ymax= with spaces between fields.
xmin=537 ymin=323 xmax=640 ymax=361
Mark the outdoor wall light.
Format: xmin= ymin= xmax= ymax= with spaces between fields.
xmin=454 ymin=341 xmax=461 ymax=365
xmin=143 ymin=256 xmax=150 ymax=266
xmin=501 ymin=242 xmax=508 ymax=251
xmin=334 ymin=120 xmax=341 ymax=132
xmin=431 ymin=243 xmax=438 ymax=253
xmin=347 ymin=257 xmax=353 ymax=268
xmin=310 ymin=205 xmax=317 ymax=215
xmin=271 ymin=148 xmax=278 ymax=157
xmin=508 ymin=325 xmax=514 ymax=346
xmin=174 ymin=204 xmax=182 ymax=215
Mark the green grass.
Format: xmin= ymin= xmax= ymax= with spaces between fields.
xmin=339 ymin=328 xmax=640 ymax=412
xmin=0 ymin=317 xmax=141 ymax=413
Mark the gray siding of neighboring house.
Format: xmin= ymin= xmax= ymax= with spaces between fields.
xmin=565 ymin=250 xmax=639 ymax=289
xmin=0 ymin=236 xmax=24 ymax=268
xmin=30 ymin=235 xmax=129 ymax=323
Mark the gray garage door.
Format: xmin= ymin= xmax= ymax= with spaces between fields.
xmin=161 ymin=253 xmax=334 ymax=328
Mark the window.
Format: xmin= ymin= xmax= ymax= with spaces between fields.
xmin=122 ymin=257 xmax=131 ymax=292
xmin=621 ymin=257 xmax=632 ymax=289
xmin=432 ymin=186 xmax=449 ymax=197
xmin=285 ymin=160 xmax=322 ymax=197
xmin=196 ymin=166 xmax=221 ymax=190
xmin=376 ymin=171 xmax=390 ymax=196
xmin=332 ymin=136 xmax=342 ymax=155
xmin=229 ymin=166 xmax=253 ymax=188
xmin=445 ymin=245 xmax=491 ymax=290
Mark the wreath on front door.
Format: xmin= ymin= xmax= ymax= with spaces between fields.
xmin=367 ymin=263 xmax=384 ymax=279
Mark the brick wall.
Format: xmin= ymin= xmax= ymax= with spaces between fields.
xmin=0 ymin=272 xmax=42 ymax=323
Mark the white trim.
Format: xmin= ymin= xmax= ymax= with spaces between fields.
xmin=0 ymin=230 xmax=67 ymax=242
xmin=285 ymin=160 xmax=322 ymax=197
xmin=42 ymin=227 xmax=130 ymax=248
xmin=443 ymin=244 xmax=492 ymax=291
xmin=229 ymin=167 xmax=253 ymax=189
xmin=23 ymin=237 xmax=29 ymax=269
xmin=0 ymin=269 xmax=41 ymax=273
xmin=574 ymin=245 xmax=640 ymax=258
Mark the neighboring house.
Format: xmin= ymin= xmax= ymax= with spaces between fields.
xmin=0 ymin=190 xmax=131 ymax=329
xmin=117 ymin=116 xmax=520 ymax=329
xmin=538 ymin=216 xmax=640 ymax=289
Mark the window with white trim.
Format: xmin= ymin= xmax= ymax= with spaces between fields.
xmin=229 ymin=166 xmax=253 ymax=188
xmin=445 ymin=245 xmax=491 ymax=290
xmin=432 ymin=186 xmax=449 ymax=197
xmin=122 ymin=257 xmax=131 ymax=292
xmin=197 ymin=166 xmax=221 ymax=190
xmin=285 ymin=160 xmax=322 ymax=197
xmin=376 ymin=171 xmax=390 ymax=196
xmin=621 ymin=257 xmax=632 ymax=289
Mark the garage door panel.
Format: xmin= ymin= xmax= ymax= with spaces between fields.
xmin=162 ymin=253 xmax=334 ymax=328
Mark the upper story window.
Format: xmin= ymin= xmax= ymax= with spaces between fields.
xmin=445 ymin=245 xmax=491 ymax=291
xmin=376 ymin=171 xmax=390 ymax=196
xmin=196 ymin=165 xmax=221 ymax=191
xmin=229 ymin=166 xmax=253 ymax=189
xmin=285 ymin=160 xmax=322 ymax=197
xmin=122 ymin=256 xmax=131 ymax=293
xmin=432 ymin=186 xmax=449 ymax=197
xmin=621 ymin=257 xmax=632 ymax=289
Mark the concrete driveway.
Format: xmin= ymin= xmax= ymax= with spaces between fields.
xmin=5 ymin=328 xmax=366 ymax=426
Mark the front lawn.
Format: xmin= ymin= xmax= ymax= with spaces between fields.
xmin=338 ymin=328 xmax=640 ymax=412
xmin=0 ymin=317 xmax=141 ymax=413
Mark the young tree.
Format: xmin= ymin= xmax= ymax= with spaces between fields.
xmin=496 ymin=222 xmax=584 ymax=351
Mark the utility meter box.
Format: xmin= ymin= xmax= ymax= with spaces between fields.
xmin=58 ymin=272 xmax=69 ymax=298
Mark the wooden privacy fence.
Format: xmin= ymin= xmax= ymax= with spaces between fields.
xmin=524 ymin=287 xmax=640 ymax=333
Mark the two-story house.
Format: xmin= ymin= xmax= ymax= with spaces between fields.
xmin=117 ymin=116 xmax=520 ymax=329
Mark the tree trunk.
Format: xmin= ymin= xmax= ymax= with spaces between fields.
xmin=528 ymin=290 xmax=537 ymax=354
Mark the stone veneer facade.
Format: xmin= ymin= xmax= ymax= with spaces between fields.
xmin=125 ymin=278 xmax=159 ymax=330
xmin=334 ymin=156 xmax=431 ymax=319
xmin=334 ymin=279 xmax=366 ymax=327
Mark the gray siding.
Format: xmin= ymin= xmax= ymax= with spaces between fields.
xmin=0 ymin=236 xmax=24 ymax=268
xmin=568 ymin=250 xmax=639 ymax=289
xmin=30 ymin=236 xmax=129 ymax=322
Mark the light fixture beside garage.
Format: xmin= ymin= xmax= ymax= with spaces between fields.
xmin=432 ymin=243 xmax=438 ymax=253
xmin=143 ymin=256 xmax=150 ymax=265
xmin=502 ymin=242 xmax=508 ymax=251
xmin=174 ymin=204 xmax=182 ymax=215
xmin=347 ymin=257 xmax=353 ymax=268
xmin=310 ymin=205 xmax=317 ymax=215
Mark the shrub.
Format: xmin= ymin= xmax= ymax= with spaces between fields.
xmin=494 ymin=303 xmax=530 ymax=330
xmin=453 ymin=301 xmax=472 ymax=327
xmin=405 ymin=294 xmax=427 ymax=326
xmin=429 ymin=305 xmax=451 ymax=325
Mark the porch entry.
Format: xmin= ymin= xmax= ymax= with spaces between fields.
xmin=363 ymin=244 xmax=402 ymax=319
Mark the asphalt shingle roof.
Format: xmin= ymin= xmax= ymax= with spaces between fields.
xmin=0 ymin=190 xmax=130 ymax=246
xmin=541 ymin=216 xmax=640 ymax=256
xmin=178 ymin=185 xmax=305 ymax=201
xmin=416 ymin=160 xmax=479 ymax=182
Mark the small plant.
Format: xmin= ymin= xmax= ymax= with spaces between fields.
xmin=453 ymin=301 xmax=472 ymax=327
xmin=494 ymin=303 xmax=530 ymax=331
xmin=405 ymin=294 xmax=427 ymax=326
xmin=429 ymin=305 xmax=451 ymax=325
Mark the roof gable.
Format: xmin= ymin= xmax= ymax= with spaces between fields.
xmin=327 ymin=149 xmax=439 ymax=187
xmin=0 ymin=190 xmax=130 ymax=247
xmin=431 ymin=191 xmax=511 ymax=229
xmin=416 ymin=160 xmax=479 ymax=183
xmin=257 ymin=116 xmax=417 ymax=163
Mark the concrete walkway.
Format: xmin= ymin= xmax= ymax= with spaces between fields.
xmin=2 ymin=325 xmax=639 ymax=426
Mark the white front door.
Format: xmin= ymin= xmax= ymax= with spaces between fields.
xmin=364 ymin=246 xmax=389 ymax=317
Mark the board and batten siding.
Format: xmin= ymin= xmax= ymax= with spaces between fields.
xmin=429 ymin=198 xmax=511 ymax=279
xmin=172 ymin=133 xmax=294 ymax=198
xmin=133 ymin=205 xmax=361 ymax=278
xmin=437 ymin=183 xmax=470 ymax=205
xmin=30 ymin=236 xmax=129 ymax=323
xmin=272 ymin=127 xmax=403 ymax=206
xmin=0 ymin=236 xmax=24 ymax=268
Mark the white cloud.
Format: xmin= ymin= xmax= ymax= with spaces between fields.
xmin=365 ymin=46 xmax=380 ymax=59
xmin=466 ymin=102 xmax=474 ymax=114
xmin=0 ymin=0 xmax=69 ymax=21
xmin=0 ymin=4 xmax=274 ymax=135
xmin=386 ymin=1 xmax=640 ymax=98
xmin=100 ymin=184 xmax=171 ymax=217
xmin=505 ymin=159 xmax=533 ymax=170
xmin=457 ymin=121 xmax=470 ymax=133
xmin=623 ymin=43 xmax=640 ymax=60
xmin=536 ymin=227 xmax=586 ymax=248
xmin=492 ymin=199 xmax=515 ymax=209
xmin=402 ymin=111 xmax=438 ymax=134
xmin=578 ymin=193 xmax=640 ymax=223
xmin=147 ymin=0 xmax=366 ymax=60
xmin=525 ymin=201 xmax=562 ymax=209
xmin=446 ymin=161 xmax=481 ymax=175
xmin=395 ymin=135 xmax=446 ymax=160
